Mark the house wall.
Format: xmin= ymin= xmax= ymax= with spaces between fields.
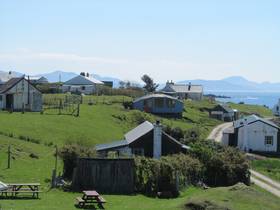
xmin=133 ymin=98 xmax=183 ymax=115
xmin=61 ymin=84 xmax=97 ymax=94
xmin=2 ymin=80 xmax=42 ymax=112
xmin=237 ymin=121 xmax=278 ymax=152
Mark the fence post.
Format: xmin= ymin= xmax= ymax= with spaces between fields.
xmin=7 ymin=145 xmax=11 ymax=169
xmin=76 ymin=103 xmax=80 ymax=117
xmin=59 ymin=99 xmax=62 ymax=115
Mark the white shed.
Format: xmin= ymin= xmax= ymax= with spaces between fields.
xmin=222 ymin=115 xmax=280 ymax=153
xmin=0 ymin=77 xmax=42 ymax=112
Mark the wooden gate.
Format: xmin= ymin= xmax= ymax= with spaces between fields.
xmin=72 ymin=158 xmax=135 ymax=194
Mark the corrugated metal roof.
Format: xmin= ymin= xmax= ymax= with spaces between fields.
xmin=133 ymin=94 xmax=183 ymax=103
xmin=0 ymin=77 xmax=23 ymax=93
xmin=125 ymin=121 xmax=154 ymax=144
xmin=95 ymin=140 xmax=128 ymax=151
xmin=161 ymin=83 xmax=203 ymax=93
xmin=234 ymin=115 xmax=279 ymax=129
xmin=64 ymin=75 xmax=104 ymax=85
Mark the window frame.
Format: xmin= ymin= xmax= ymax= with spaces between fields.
xmin=265 ymin=136 xmax=274 ymax=146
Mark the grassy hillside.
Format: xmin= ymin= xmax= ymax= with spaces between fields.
xmin=1 ymin=136 xmax=280 ymax=210
xmin=251 ymin=158 xmax=280 ymax=182
xmin=227 ymin=102 xmax=273 ymax=117
xmin=0 ymin=96 xmax=221 ymax=146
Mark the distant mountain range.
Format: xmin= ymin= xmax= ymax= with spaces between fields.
xmin=35 ymin=71 xmax=122 ymax=88
xmin=178 ymin=76 xmax=280 ymax=92
xmin=1 ymin=70 xmax=280 ymax=91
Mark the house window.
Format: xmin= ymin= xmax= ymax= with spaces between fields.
xmin=155 ymin=98 xmax=164 ymax=108
xmin=265 ymin=136 xmax=274 ymax=146
xmin=132 ymin=148 xmax=144 ymax=156
xmin=81 ymin=86 xmax=86 ymax=90
xmin=0 ymin=95 xmax=2 ymax=101
xmin=166 ymin=98 xmax=175 ymax=108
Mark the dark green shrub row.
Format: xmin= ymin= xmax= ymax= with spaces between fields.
xmin=134 ymin=154 xmax=203 ymax=197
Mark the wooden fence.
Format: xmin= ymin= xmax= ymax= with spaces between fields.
xmin=72 ymin=158 xmax=135 ymax=194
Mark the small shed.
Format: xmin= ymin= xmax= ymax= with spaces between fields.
xmin=96 ymin=121 xmax=189 ymax=159
xmin=0 ymin=77 xmax=42 ymax=112
xmin=209 ymin=104 xmax=238 ymax=122
xmin=133 ymin=94 xmax=184 ymax=117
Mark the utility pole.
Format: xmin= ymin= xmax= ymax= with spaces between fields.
xmin=7 ymin=145 xmax=11 ymax=169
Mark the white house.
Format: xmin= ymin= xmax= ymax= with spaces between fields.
xmin=62 ymin=74 xmax=104 ymax=94
xmin=160 ymin=81 xmax=203 ymax=100
xmin=272 ymin=99 xmax=280 ymax=116
xmin=0 ymin=77 xmax=42 ymax=112
xmin=222 ymin=115 xmax=280 ymax=153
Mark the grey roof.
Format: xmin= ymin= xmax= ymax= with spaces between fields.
xmin=161 ymin=83 xmax=203 ymax=94
xmin=125 ymin=121 xmax=154 ymax=143
xmin=95 ymin=140 xmax=128 ymax=151
xmin=0 ymin=77 xmax=23 ymax=93
xmin=95 ymin=121 xmax=189 ymax=152
xmin=133 ymin=94 xmax=183 ymax=104
xmin=234 ymin=115 xmax=279 ymax=129
xmin=214 ymin=104 xmax=234 ymax=113
xmin=64 ymin=75 xmax=103 ymax=85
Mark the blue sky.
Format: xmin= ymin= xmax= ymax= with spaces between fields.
xmin=0 ymin=0 xmax=280 ymax=82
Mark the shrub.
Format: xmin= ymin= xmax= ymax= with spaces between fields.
xmin=58 ymin=143 xmax=96 ymax=179
xmin=134 ymin=154 xmax=203 ymax=197
xmin=188 ymin=140 xmax=250 ymax=186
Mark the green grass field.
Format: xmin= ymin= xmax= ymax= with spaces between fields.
xmin=1 ymin=135 xmax=280 ymax=210
xmin=251 ymin=158 xmax=280 ymax=182
xmin=0 ymin=95 xmax=278 ymax=210
xmin=227 ymin=102 xmax=273 ymax=117
xmin=0 ymin=96 xmax=221 ymax=146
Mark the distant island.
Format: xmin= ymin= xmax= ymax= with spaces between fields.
xmin=204 ymin=94 xmax=231 ymax=99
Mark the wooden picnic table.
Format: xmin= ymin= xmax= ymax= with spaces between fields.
xmin=76 ymin=190 xmax=106 ymax=209
xmin=1 ymin=183 xmax=41 ymax=198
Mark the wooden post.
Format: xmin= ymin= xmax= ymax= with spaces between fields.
xmin=59 ymin=99 xmax=62 ymax=115
xmin=7 ymin=145 xmax=11 ymax=169
xmin=22 ymin=102 xmax=25 ymax=114
xmin=76 ymin=103 xmax=80 ymax=117
xmin=55 ymin=145 xmax=58 ymax=172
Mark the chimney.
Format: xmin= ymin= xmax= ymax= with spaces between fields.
xmin=86 ymin=72 xmax=89 ymax=77
xmin=242 ymin=118 xmax=248 ymax=151
xmin=153 ymin=120 xmax=162 ymax=159
xmin=188 ymin=82 xmax=191 ymax=91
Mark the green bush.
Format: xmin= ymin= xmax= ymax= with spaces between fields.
xmin=134 ymin=154 xmax=203 ymax=197
xmin=58 ymin=143 xmax=96 ymax=179
xmin=189 ymin=141 xmax=250 ymax=186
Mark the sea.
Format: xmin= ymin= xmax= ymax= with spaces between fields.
xmin=205 ymin=91 xmax=280 ymax=108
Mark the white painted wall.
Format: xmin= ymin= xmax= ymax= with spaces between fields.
xmin=62 ymin=85 xmax=97 ymax=94
xmin=237 ymin=121 xmax=278 ymax=152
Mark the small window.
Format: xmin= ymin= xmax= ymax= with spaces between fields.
xmin=155 ymin=98 xmax=164 ymax=108
xmin=265 ymin=136 xmax=273 ymax=145
xmin=166 ymin=98 xmax=175 ymax=108
xmin=0 ymin=95 xmax=2 ymax=101
xmin=81 ymin=86 xmax=86 ymax=90
xmin=132 ymin=148 xmax=144 ymax=156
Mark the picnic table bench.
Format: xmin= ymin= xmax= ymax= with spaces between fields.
xmin=0 ymin=183 xmax=41 ymax=199
xmin=76 ymin=190 xmax=106 ymax=209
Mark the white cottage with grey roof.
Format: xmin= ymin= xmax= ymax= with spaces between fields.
xmin=62 ymin=74 xmax=103 ymax=94
xmin=222 ymin=115 xmax=280 ymax=153
xmin=160 ymin=81 xmax=203 ymax=100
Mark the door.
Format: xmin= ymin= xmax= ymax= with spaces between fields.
xmin=6 ymin=94 xmax=13 ymax=109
